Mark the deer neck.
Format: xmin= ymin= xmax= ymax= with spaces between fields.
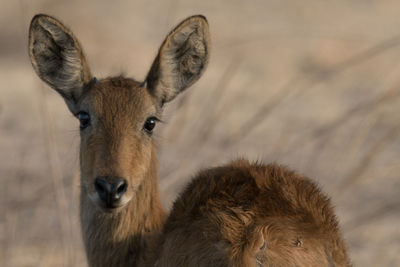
xmin=80 ymin=147 xmax=166 ymax=267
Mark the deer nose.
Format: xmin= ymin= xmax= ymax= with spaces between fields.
xmin=94 ymin=177 xmax=128 ymax=208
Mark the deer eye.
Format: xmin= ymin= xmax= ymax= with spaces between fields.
xmin=77 ymin=111 xmax=90 ymax=130
xmin=143 ymin=117 xmax=157 ymax=134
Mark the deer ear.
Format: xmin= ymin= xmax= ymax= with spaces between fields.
xmin=145 ymin=15 xmax=210 ymax=105
xmin=29 ymin=14 xmax=92 ymax=113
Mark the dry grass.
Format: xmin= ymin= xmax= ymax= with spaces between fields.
xmin=1 ymin=0 xmax=399 ymax=266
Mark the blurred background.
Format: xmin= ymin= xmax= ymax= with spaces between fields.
xmin=1 ymin=0 xmax=400 ymax=266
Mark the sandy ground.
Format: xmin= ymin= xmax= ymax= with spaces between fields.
xmin=1 ymin=0 xmax=399 ymax=266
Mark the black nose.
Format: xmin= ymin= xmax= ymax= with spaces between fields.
xmin=94 ymin=177 xmax=128 ymax=208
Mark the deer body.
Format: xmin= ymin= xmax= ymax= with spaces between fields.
xmin=29 ymin=14 xmax=351 ymax=267
xmin=154 ymin=160 xmax=350 ymax=266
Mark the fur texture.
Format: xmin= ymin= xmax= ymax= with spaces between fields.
xmin=154 ymin=159 xmax=351 ymax=266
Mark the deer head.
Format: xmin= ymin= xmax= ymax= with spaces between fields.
xmin=29 ymin=14 xmax=210 ymax=212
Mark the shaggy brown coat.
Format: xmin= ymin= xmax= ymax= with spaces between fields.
xmin=154 ymin=159 xmax=350 ymax=266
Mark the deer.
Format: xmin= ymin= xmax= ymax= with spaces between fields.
xmin=29 ymin=14 xmax=351 ymax=267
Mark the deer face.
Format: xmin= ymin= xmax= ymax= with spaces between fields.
xmin=29 ymin=14 xmax=210 ymax=212
xmin=77 ymin=79 xmax=161 ymax=210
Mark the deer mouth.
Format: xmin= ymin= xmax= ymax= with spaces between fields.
xmin=89 ymin=192 xmax=132 ymax=213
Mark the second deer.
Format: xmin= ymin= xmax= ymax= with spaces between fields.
xmin=29 ymin=14 xmax=351 ymax=267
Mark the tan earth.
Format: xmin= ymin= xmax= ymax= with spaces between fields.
xmin=1 ymin=1 xmax=399 ymax=266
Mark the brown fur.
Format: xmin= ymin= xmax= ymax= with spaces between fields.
xmin=153 ymin=160 xmax=351 ymax=266
xmin=29 ymin=14 xmax=351 ymax=267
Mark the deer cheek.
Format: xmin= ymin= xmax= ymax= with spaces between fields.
xmin=126 ymin=142 xmax=153 ymax=189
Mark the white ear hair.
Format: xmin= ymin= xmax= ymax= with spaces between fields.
xmin=145 ymin=15 xmax=210 ymax=105
xmin=29 ymin=14 xmax=92 ymax=113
